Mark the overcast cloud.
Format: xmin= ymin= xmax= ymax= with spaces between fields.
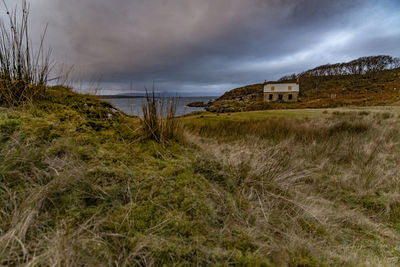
xmin=2 ymin=0 xmax=400 ymax=95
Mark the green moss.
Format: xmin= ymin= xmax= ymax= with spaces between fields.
xmin=0 ymin=118 xmax=20 ymax=134
xmin=0 ymin=118 xmax=20 ymax=143
xmin=193 ymin=158 xmax=226 ymax=184
xmin=291 ymin=254 xmax=327 ymax=267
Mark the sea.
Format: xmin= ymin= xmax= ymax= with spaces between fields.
xmin=103 ymin=97 xmax=216 ymax=117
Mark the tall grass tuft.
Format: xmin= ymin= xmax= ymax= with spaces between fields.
xmin=0 ymin=0 xmax=52 ymax=106
xmin=141 ymin=89 xmax=180 ymax=143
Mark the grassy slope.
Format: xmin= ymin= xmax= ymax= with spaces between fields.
xmin=0 ymin=87 xmax=256 ymax=265
xmin=1 ymin=87 xmax=400 ymax=265
xmin=1 ymin=87 xmax=287 ymax=266
xmin=217 ymin=83 xmax=264 ymax=101
xmin=210 ymin=68 xmax=400 ymax=112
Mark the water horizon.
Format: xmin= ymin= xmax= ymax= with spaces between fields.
xmin=103 ymin=96 xmax=216 ymax=117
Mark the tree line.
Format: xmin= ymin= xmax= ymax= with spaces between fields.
xmin=279 ymin=55 xmax=400 ymax=81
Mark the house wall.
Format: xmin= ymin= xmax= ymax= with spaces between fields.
xmin=263 ymin=82 xmax=299 ymax=102
xmin=264 ymin=83 xmax=299 ymax=93
xmin=263 ymin=92 xmax=299 ymax=102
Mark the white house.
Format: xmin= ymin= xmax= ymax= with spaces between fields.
xmin=263 ymin=81 xmax=299 ymax=102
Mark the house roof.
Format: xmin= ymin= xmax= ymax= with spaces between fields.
xmin=263 ymin=82 xmax=299 ymax=92
xmin=264 ymin=80 xmax=298 ymax=84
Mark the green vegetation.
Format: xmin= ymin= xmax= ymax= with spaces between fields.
xmin=1 ymin=87 xmax=400 ymax=265
xmin=2 ymin=87 xmax=260 ymax=265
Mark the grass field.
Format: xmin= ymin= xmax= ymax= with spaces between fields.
xmin=184 ymin=105 xmax=400 ymax=122
xmin=183 ymin=106 xmax=400 ymax=265
xmin=1 ymin=88 xmax=400 ymax=265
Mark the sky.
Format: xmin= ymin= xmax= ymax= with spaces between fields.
xmin=2 ymin=0 xmax=400 ymax=95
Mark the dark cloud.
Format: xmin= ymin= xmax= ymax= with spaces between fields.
xmin=2 ymin=0 xmax=399 ymax=95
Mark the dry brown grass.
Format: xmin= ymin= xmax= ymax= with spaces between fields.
xmin=184 ymin=110 xmax=400 ymax=265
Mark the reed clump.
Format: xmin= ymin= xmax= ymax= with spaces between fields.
xmin=141 ymin=90 xmax=181 ymax=143
xmin=0 ymin=0 xmax=51 ymax=106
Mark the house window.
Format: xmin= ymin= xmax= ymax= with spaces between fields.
xmin=271 ymin=86 xmax=275 ymax=91
xmin=269 ymin=94 xmax=273 ymax=100
xmin=288 ymin=86 xmax=292 ymax=91
xmin=288 ymin=94 xmax=293 ymax=100
xmin=278 ymin=94 xmax=283 ymax=100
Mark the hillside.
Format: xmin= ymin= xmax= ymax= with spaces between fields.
xmin=211 ymin=58 xmax=400 ymax=112
xmin=217 ymin=83 xmax=264 ymax=101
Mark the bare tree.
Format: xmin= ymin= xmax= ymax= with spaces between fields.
xmin=278 ymin=55 xmax=399 ymax=81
